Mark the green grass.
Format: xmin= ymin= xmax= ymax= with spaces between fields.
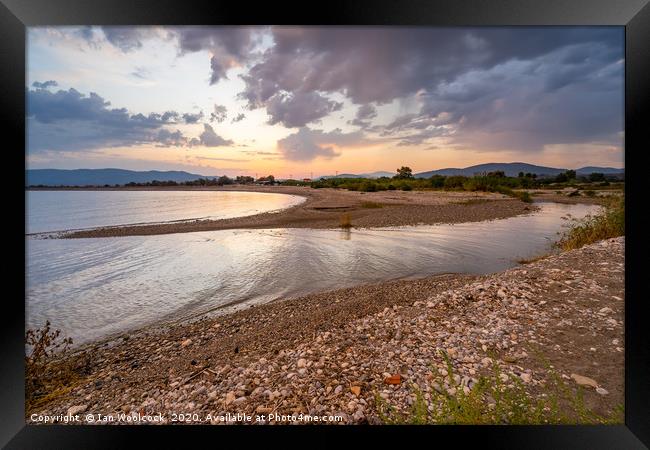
xmin=556 ymin=196 xmax=624 ymax=250
xmin=375 ymin=350 xmax=622 ymax=425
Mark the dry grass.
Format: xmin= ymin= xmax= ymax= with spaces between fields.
xmin=557 ymin=196 xmax=624 ymax=250
xmin=25 ymin=321 xmax=94 ymax=413
xmin=516 ymin=254 xmax=551 ymax=265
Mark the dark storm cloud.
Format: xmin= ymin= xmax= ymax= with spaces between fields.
xmin=265 ymin=92 xmax=343 ymax=128
xmin=248 ymin=27 xmax=622 ymax=150
xmin=241 ymin=28 xmax=621 ymax=106
xmin=26 ymin=86 xmax=230 ymax=151
xmin=412 ymin=41 xmax=624 ymax=151
xmin=277 ymin=127 xmax=366 ymax=161
xmin=174 ymin=26 xmax=260 ymax=84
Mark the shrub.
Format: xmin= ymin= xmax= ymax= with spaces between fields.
xmin=387 ymin=184 xmax=396 ymax=190
xmin=429 ymin=175 xmax=445 ymax=188
xmin=515 ymin=191 xmax=533 ymax=203
xmin=401 ymin=184 xmax=413 ymax=191
xmin=359 ymin=181 xmax=377 ymax=192
xmin=444 ymin=176 xmax=467 ymax=190
xmin=556 ymin=196 xmax=624 ymax=250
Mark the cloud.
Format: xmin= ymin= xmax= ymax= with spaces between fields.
xmin=40 ymin=27 xmax=624 ymax=158
xmin=174 ymin=26 xmax=261 ymax=84
xmin=210 ymin=105 xmax=228 ymax=123
xmin=264 ymin=91 xmax=343 ymax=128
xmin=189 ymin=123 xmax=234 ymax=147
xmin=231 ymin=113 xmax=246 ymax=123
xmin=182 ymin=111 xmax=204 ymax=124
xmin=412 ymin=43 xmax=624 ymax=151
xmin=239 ymin=28 xmax=620 ymax=107
xmin=32 ymin=80 xmax=58 ymax=89
xmin=277 ymin=127 xmax=366 ymax=161
xmin=348 ymin=103 xmax=377 ymax=128
xmin=26 ymin=85 xmax=202 ymax=151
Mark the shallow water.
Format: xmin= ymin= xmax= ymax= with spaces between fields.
xmin=25 ymin=201 xmax=600 ymax=344
xmin=26 ymin=190 xmax=305 ymax=234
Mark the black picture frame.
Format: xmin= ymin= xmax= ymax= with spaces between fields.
xmin=3 ymin=0 xmax=649 ymax=447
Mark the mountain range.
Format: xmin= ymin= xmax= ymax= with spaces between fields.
xmin=26 ymin=169 xmax=208 ymax=186
xmin=25 ymin=163 xmax=624 ymax=186
xmin=323 ymin=163 xmax=623 ymax=179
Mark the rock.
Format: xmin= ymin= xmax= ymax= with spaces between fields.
xmin=570 ymin=373 xmax=598 ymax=388
xmin=384 ymin=374 xmax=401 ymax=385
xmin=503 ymin=355 xmax=518 ymax=363
xmin=225 ymin=391 xmax=236 ymax=405
xmin=181 ymin=339 xmax=192 ymax=348
xmin=297 ymin=358 xmax=307 ymax=368
xmin=350 ymin=386 xmax=361 ymax=396
xmin=233 ymin=396 xmax=247 ymax=405
xmin=596 ymin=387 xmax=609 ymax=395
xmin=256 ymin=406 xmax=272 ymax=414
xmin=520 ymin=373 xmax=532 ymax=383
xmin=67 ymin=405 xmax=87 ymax=416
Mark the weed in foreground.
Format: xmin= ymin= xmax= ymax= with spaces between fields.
xmin=375 ymin=350 xmax=623 ymax=425
xmin=25 ymin=322 xmax=92 ymax=412
xmin=556 ymin=196 xmax=624 ymax=250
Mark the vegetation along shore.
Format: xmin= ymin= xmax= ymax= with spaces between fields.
xmin=30 ymin=167 xmax=621 ymax=239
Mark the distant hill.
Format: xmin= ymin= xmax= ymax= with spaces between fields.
xmin=26 ymin=169 xmax=209 ymax=186
xmin=319 ymin=171 xmax=396 ymax=179
xmin=415 ymin=163 xmax=624 ymax=178
xmin=575 ymin=167 xmax=625 ymax=175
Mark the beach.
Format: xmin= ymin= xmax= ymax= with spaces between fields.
xmin=28 ymin=236 xmax=624 ymax=424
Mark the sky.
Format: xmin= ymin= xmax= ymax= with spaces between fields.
xmin=26 ymin=26 xmax=624 ymax=178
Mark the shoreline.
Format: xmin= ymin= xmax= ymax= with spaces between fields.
xmin=28 ymin=237 xmax=624 ymax=424
xmin=29 ymin=186 xmax=542 ymax=238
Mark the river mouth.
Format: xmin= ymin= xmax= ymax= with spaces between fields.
xmin=25 ymin=202 xmax=600 ymax=344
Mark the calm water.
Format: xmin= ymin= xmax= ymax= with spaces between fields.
xmin=26 ymin=190 xmax=305 ymax=234
xmin=25 ymin=196 xmax=600 ymax=344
